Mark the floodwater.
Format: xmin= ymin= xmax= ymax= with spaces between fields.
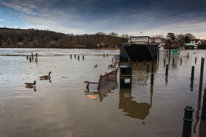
xmin=0 ymin=48 xmax=206 ymax=137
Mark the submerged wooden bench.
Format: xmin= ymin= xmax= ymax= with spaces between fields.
xmin=84 ymin=68 xmax=118 ymax=89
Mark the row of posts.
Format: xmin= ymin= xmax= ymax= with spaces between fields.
xmin=127 ymin=49 xmax=205 ymax=137
xmin=70 ymin=54 xmax=84 ymax=60
xmin=165 ymin=49 xmax=205 ymax=137
xmin=26 ymin=53 xmax=38 ymax=62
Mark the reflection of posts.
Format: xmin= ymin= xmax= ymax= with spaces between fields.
xmin=165 ymin=76 xmax=168 ymax=85
xmin=193 ymin=97 xmax=201 ymax=133
xmin=190 ymin=79 xmax=194 ymax=91
xmin=201 ymin=88 xmax=206 ymax=118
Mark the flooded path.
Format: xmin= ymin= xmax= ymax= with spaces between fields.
xmin=0 ymin=48 xmax=206 ymax=137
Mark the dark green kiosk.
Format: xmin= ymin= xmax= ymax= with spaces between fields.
xmin=120 ymin=66 xmax=132 ymax=88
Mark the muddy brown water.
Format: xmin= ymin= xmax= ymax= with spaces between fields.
xmin=0 ymin=48 xmax=206 ymax=137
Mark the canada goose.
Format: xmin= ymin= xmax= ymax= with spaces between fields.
xmin=25 ymin=81 xmax=36 ymax=87
xmin=40 ymin=72 xmax=52 ymax=79
xmin=94 ymin=64 xmax=97 ymax=68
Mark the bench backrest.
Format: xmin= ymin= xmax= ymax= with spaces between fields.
xmin=97 ymin=68 xmax=118 ymax=89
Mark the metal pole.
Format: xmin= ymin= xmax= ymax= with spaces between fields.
xmin=195 ymin=57 xmax=197 ymax=64
xmin=191 ymin=66 xmax=195 ymax=79
xmin=182 ymin=106 xmax=194 ymax=137
xmin=199 ymin=57 xmax=204 ymax=98
xmin=165 ymin=64 xmax=168 ymax=75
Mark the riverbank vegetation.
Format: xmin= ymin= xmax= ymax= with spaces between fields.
xmin=0 ymin=27 xmax=128 ymax=48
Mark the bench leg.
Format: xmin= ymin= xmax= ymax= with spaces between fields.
xmin=86 ymin=83 xmax=90 ymax=88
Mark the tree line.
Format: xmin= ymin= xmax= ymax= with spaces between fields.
xmin=0 ymin=27 xmax=203 ymax=48
xmin=0 ymin=27 xmax=128 ymax=48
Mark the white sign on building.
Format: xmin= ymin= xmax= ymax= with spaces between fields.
xmin=130 ymin=37 xmax=149 ymax=42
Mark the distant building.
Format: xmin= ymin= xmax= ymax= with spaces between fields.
xmin=17 ymin=42 xmax=23 ymax=45
xmin=74 ymin=45 xmax=87 ymax=48
xmin=191 ymin=39 xmax=202 ymax=45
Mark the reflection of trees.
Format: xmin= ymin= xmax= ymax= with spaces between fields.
xmin=85 ymin=80 xmax=118 ymax=102
xmin=119 ymin=85 xmax=153 ymax=121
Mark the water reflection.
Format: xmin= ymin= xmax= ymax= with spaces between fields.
xmin=193 ymin=97 xmax=201 ymax=133
xmin=190 ymin=79 xmax=194 ymax=91
xmin=165 ymin=76 xmax=168 ymax=86
xmin=25 ymin=86 xmax=37 ymax=92
xmin=85 ymin=80 xmax=118 ymax=102
xmin=199 ymin=118 xmax=206 ymax=137
xmin=118 ymin=85 xmax=153 ymax=122
xmin=40 ymin=79 xmax=52 ymax=83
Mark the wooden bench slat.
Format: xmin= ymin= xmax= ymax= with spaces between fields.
xmin=84 ymin=68 xmax=118 ymax=89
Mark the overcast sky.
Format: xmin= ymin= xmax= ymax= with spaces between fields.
xmin=0 ymin=0 xmax=206 ymax=38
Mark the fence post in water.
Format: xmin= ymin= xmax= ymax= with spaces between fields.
xmin=29 ymin=57 xmax=31 ymax=62
xmin=78 ymin=56 xmax=79 ymax=60
xmin=182 ymin=106 xmax=194 ymax=137
xmin=201 ymin=88 xmax=206 ymax=118
xmin=70 ymin=55 xmax=72 ymax=59
xmin=195 ymin=57 xmax=197 ymax=64
xmin=106 ymin=54 xmax=108 ymax=57
xmin=165 ymin=64 xmax=168 ymax=76
xmin=103 ymin=54 xmax=105 ymax=57
xmin=82 ymin=55 xmax=84 ymax=60
xmin=191 ymin=66 xmax=195 ymax=79
xmin=199 ymin=57 xmax=205 ymax=98
xmin=27 ymin=55 xmax=28 ymax=60
xmin=74 ymin=54 xmax=76 ymax=58
xmin=147 ymin=63 xmax=149 ymax=72
xmin=180 ymin=58 xmax=182 ymax=64
xmin=187 ymin=53 xmax=189 ymax=58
